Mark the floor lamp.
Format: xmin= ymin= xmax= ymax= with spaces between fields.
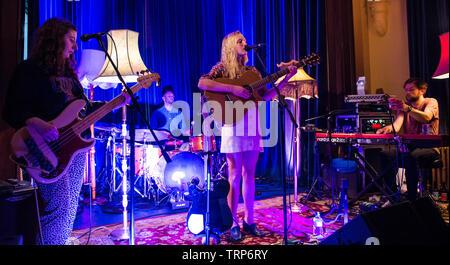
xmin=93 ymin=29 xmax=151 ymax=245
xmin=275 ymin=66 xmax=318 ymax=213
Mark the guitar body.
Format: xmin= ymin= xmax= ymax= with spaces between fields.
xmin=11 ymin=100 xmax=95 ymax=184
xmin=203 ymin=70 xmax=264 ymax=125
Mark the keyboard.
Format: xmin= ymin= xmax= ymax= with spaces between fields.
xmin=315 ymin=133 xmax=449 ymax=148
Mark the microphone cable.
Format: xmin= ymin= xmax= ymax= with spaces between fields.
xmin=32 ymin=180 xmax=44 ymax=245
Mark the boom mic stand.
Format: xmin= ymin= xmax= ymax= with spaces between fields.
xmin=94 ymin=35 xmax=171 ymax=245
xmin=203 ymin=135 xmax=212 ymax=245
xmin=253 ymin=50 xmax=298 ymax=246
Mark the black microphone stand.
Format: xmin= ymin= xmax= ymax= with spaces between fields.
xmin=304 ymin=109 xmax=353 ymax=219
xmin=95 ymin=35 xmax=171 ymax=245
xmin=253 ymin=49 xmax=298 ymax=246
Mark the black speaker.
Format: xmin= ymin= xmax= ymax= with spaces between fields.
xmin=0 ymin=190 xmax=38 ymax=245
xmin=320 ymin=196 xmax=449 ymax=245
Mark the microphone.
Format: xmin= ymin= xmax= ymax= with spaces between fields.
xmin=244 ymin=43 xmax=265 ymax=52
xmin=191 ymin=177 xmax=200 ymax=186
xmin=80 ymin=32 xmax=106 ymax=42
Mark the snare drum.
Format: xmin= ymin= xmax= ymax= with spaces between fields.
xmin=190 ymin=135 xmax=216 ymax=152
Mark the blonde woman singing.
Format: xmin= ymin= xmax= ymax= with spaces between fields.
xmin=198 ymin=31 xmax=297 ymax=241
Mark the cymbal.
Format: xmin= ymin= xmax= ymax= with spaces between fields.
xmin=134 ymin=129 xmax=171 ymax=142
xmin=94 ymin=125 xmax=121 ymax=134
xmin=106 ymin=127 xmax=174 ymax=143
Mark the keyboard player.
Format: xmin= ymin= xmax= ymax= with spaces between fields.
xmin=376 ymin=78 xmax=440 ymax=201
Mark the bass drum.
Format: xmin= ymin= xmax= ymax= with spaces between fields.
xmin=150 ymin=151 xmax=205 ymax=194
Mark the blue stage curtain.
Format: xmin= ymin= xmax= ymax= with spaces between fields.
xmin=37 ymin=0 xmax=325 ymax=181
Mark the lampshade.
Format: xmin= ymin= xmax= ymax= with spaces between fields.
xmin=94 ymin=29 xmax=149 ymax=83
xmin=275 ymin=67 xmax=318 ymax=99
xmin=76 ymin=49 xmax=117 ymax=89
xmin=432 ymin=32 xmax=449 ymax=79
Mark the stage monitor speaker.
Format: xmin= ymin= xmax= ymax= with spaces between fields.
xmin=320 ymin=196 xmax=448 ymax=245
xmin=0 ymin=190 xmax=38 ymax=245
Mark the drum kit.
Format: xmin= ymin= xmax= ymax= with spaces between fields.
xmin=93 ymin=125 xmax=227 ymax=208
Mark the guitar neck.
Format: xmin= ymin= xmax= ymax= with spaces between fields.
xmin=249 ymin=61 xmax=306 ymax=89
xmin=72 ymin=83 xmax=139 ymax=134
xmin=250 ymin=54 xmax=320 ymax=91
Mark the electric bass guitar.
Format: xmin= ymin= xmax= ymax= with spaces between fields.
xmin=10 ymin=72 xmax=160 ymax=184
xmin=202 ymin=53 xmax=320 ymax=125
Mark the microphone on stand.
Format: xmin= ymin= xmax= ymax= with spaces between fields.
xmin=80 ymin=32 xmax=107 ymax=42
xmin=244 ymin=43 xmax=265 ymax=51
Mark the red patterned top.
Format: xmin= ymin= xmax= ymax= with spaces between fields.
xmin=200 ymin=62 xmax=262 ymax=80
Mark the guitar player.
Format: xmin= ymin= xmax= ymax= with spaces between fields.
xmin=198 ymin=30 xmax=297 ymax=241
xmin=2 ymin=18 xmax=130 ymax=245
xmin=376 ymin=78 xmax=440 ymax=202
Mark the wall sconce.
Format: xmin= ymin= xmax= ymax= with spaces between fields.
xmin=432 ymin=32 xmax=449 ymax=79
xmin=367 ymin=0 xmax=389 ymax=37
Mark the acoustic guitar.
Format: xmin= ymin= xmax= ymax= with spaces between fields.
xmin=202 ymin=53 xmax=320 ymax=125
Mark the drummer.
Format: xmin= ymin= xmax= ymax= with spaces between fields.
xmin=150 ymin=85 xmax=190 ymax=140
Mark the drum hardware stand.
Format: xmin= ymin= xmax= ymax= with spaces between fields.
xmin=89 ymin=132 xmax=113 ymax=204
xmin=139 ymin=141 xmax=157 ymax=201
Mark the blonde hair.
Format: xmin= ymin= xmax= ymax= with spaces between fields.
xmin=221 ymin=31 xmax=248 ymax=79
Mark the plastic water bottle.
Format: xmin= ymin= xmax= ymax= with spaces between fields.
xmin=313 ymin=212 xmax=324 ymax=238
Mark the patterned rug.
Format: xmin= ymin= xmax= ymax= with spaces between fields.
xmin=70 ymin=193 xmax=449 ymax=245
xmin=70 ymin=194 xmax=354 ymax=245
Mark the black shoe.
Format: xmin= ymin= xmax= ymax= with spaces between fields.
xmin=243 ymin=221 xmax=265 ymax=237
xmin=229 ymin=226 xmax=242 ymax=241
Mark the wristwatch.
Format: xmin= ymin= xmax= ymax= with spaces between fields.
xmin=406 ymin=105 xmax=413 ymax=113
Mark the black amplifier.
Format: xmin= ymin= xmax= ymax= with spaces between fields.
xmin=359 ymin=115 xmax=392 ymax=134
xmin=334 ymin=115 xmax=392 ymax=134
xmin=357 ymin=103 xmax=389 ymax=114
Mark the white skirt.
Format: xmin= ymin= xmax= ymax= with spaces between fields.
xmin=220 ymin=106 xmax=263 ymax=153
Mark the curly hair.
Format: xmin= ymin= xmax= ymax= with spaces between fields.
xmin=30 ymin=17 xmax=77 ymax=77
xmin=220 ymin=31 xmax=248 ymax=79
